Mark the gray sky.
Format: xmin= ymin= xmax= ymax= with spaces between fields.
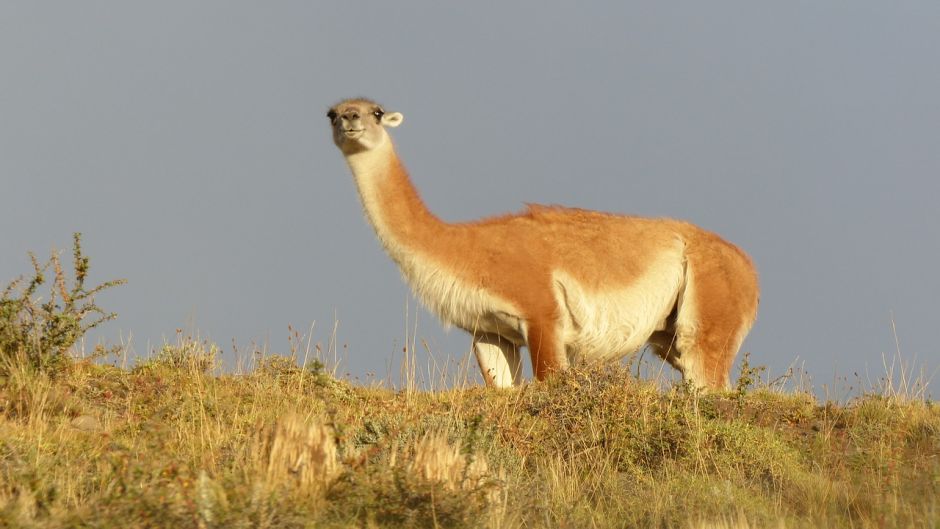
xmin=2 ymin=2 xmax=938 ymax=394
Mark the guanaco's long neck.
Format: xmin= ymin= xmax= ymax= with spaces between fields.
xmin=344 ymin=140 xmax=448 ymax=263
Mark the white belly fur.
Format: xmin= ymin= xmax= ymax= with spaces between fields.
xmin=552 ymin=254 xmax=685 ymax=362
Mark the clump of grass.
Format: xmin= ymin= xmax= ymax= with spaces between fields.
xmin=255 ymin=413 xmax=339 ymax=494
xmin=144 ymin=336 xmax=221 ymax=375
xmin=403 ymin=431 xmax=491 ymax=493
xmin=325 ymin=430 xmax=495 ymax=528
xmin=0 ymin=233 xmax=124 ymax=374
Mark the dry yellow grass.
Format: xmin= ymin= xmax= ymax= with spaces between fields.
xmin=0 ymin=335 xmax=937 ymax=528
xmin=255 ymin=413 xmax=339 ymax=493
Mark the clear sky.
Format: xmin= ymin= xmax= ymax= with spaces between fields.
xmin=2 ymin=2 xmax=938 ymax=394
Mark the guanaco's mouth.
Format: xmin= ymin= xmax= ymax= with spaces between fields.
xmin=343 ymin=129 xmax=365 ymax=138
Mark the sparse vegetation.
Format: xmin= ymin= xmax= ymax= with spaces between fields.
xmin=1 ymin=242 xmax=937 ymax=528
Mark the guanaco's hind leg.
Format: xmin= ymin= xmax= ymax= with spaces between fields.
xmin=671 ymin=246 xmax=759 ymax=391
xmin=472 ymin=334 xmax=522 ymax=388
xmin=672 ymin=321 xmax=745 ymax=390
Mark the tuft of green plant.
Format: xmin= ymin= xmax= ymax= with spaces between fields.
xmin=734 ymin=351 xmax=767 ymax=400
xmin=257 ymin=353 xmax=324 ymax=379
xmin=0 ymin=233 xmax=125 ymax=374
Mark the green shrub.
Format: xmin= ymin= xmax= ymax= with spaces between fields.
xmin=0 ymin=233 xmax=124 ymax=374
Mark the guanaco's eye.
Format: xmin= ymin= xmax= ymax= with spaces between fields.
xmin=327 ymin=110 xmax=338 ymax=122
xmin=373 ymin=108 xmax=385 ymax=120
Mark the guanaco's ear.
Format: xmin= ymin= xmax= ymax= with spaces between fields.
xmin=381 ymin=112 xmax=404 ymax=128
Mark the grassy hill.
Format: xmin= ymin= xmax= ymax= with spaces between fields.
xmin=1 ymin=340 xmax=937 ymax=528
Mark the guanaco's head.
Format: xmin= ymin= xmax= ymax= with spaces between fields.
xmin=327 ymin=98 xmax=403 ymax=155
